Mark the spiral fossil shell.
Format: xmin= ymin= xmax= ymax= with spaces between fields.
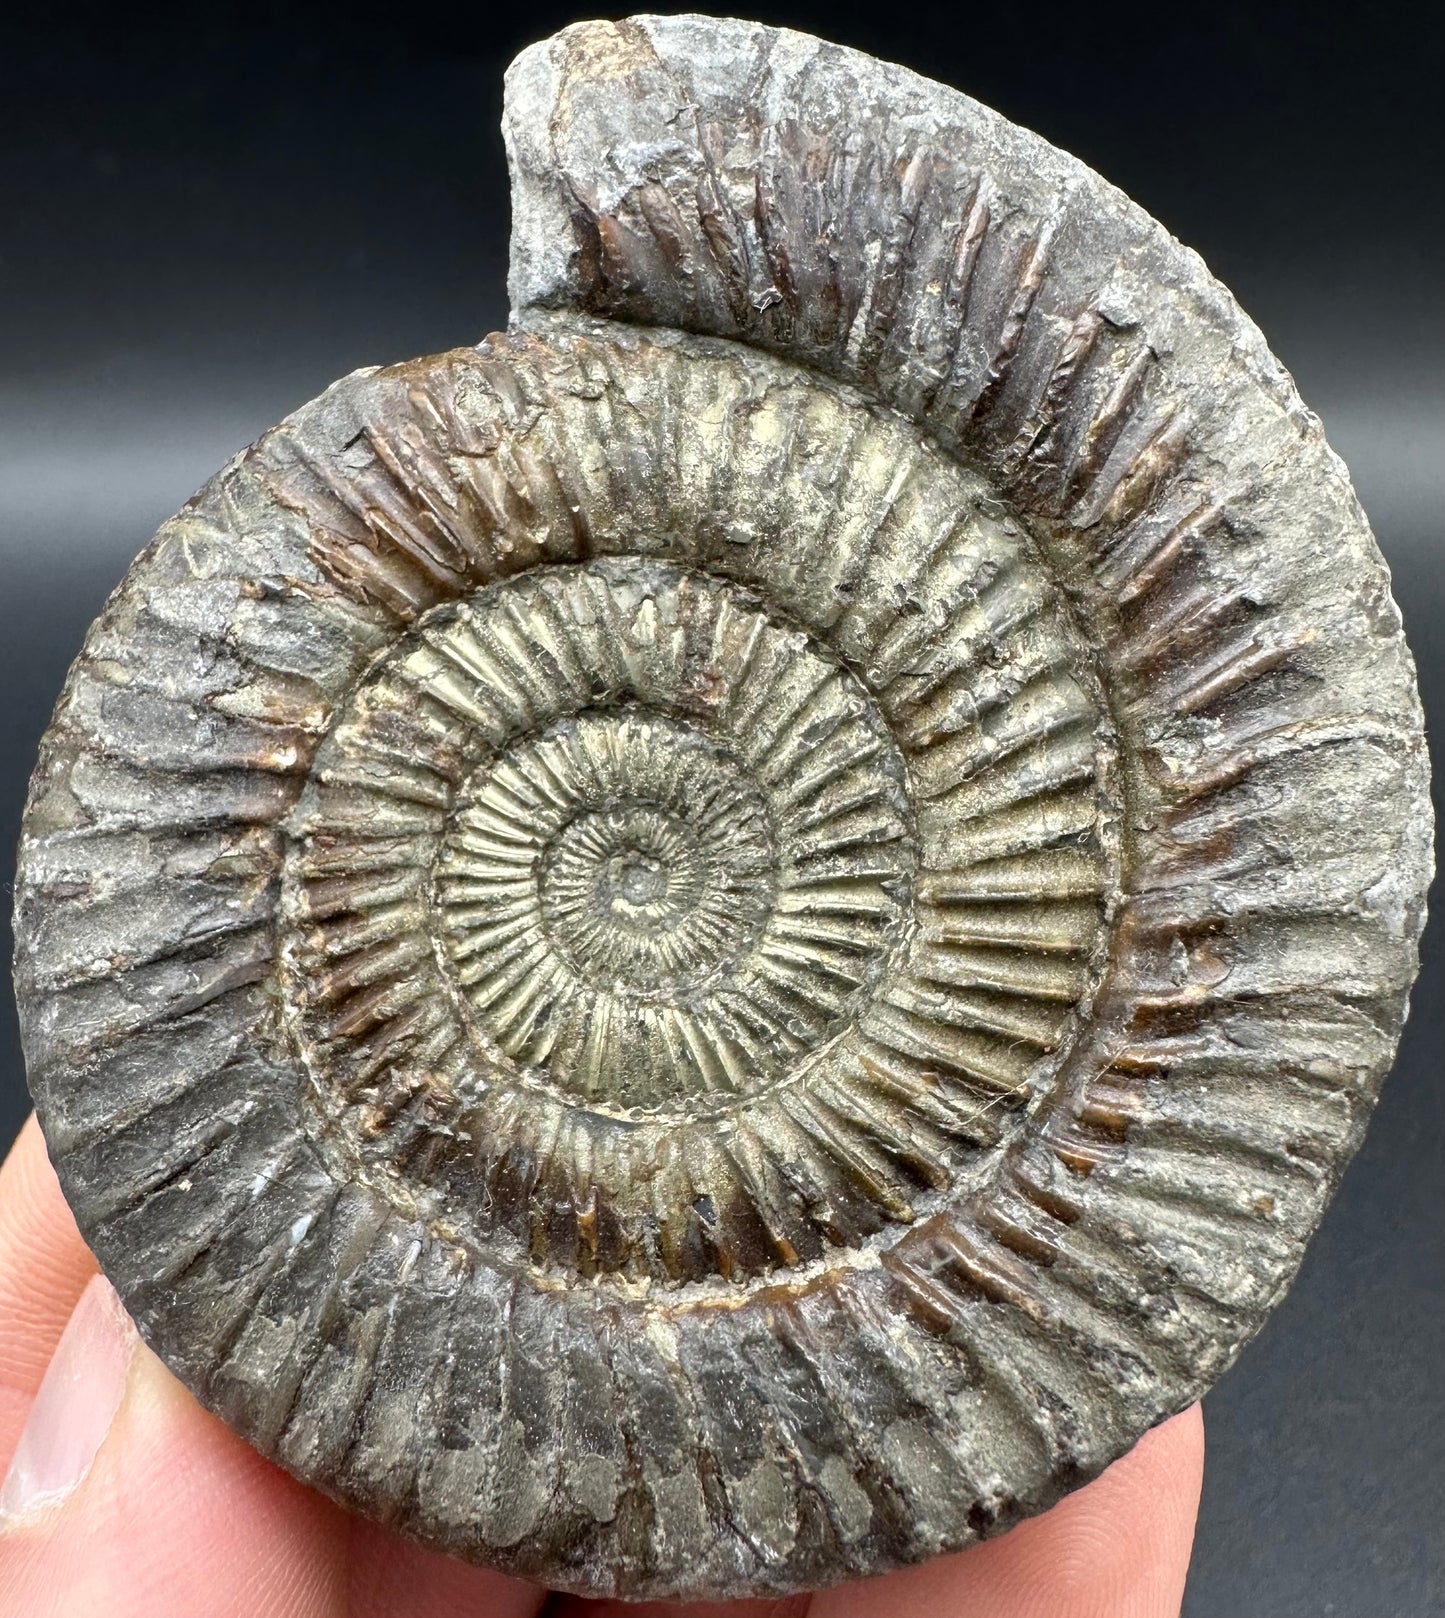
xmin=13 ymin=14 xmax=1431 ymax=1600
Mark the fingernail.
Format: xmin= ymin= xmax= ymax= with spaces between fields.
xmin=0 ymin=1274 xmax=135 ymax=1525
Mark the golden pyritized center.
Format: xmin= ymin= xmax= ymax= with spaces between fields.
xmin=450 ymin=711 xmax=781 ymax=1005
xmin=303 ymin=560 xmax=917 ymax=1118
xmin=538 ymin=791 xmax=764 ymax=982
xmin=429 ymin=561 xmax=918 ymax=1112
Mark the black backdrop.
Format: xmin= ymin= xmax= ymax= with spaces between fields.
xmin=2 ymin=3 xmax=1440 ymax=1613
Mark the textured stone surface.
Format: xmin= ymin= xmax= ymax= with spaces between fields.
xmin=12 ymin=13 xmax=1432 ymax=1601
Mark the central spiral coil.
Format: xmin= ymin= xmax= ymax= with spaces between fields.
xmin=426 ymin=563 xmax=914 ymax=1112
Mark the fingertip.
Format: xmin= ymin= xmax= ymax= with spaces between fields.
xmin=0 ymin=1116 xmax=99 ymax=1408
xmin=0 ymin=1304 xmax=348 ymax=1618
xmin=0 ymin=1275 xmax=134 ymax=1527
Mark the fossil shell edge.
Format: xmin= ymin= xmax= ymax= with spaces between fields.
xmin=12 ymin=13 xmax=1433 ymax=1603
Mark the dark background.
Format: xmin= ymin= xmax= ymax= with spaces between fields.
xmin=1 ymin=2 xmax=1440 ymax=1612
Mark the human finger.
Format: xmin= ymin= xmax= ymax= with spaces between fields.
xmin=0 ymin=1115 xmax=98 ymax=1467
xmin=345 ymin=1515 xmax=548 ymax=1618
xmin=0 ymin=1264 xmax=552 ymax=1618
xmin=0 ymin=1274 xmax=349 ymax=1618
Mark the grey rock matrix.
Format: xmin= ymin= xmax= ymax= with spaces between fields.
xmin=12 ymin=13 xmax=1432 ymax=1601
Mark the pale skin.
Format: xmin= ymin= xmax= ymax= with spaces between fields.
xmin=0 ymin=1115 xmax=1204 ymax=1618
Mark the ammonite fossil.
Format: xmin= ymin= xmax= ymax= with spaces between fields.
xmin=13 ymin=14 xmax=1432 ymax=1601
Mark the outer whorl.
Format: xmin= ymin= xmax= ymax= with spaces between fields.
xmin=13 ymin=14 xmax=1432 ymax=1601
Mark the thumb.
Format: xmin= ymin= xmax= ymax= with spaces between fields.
xmin=0 ymin=1275 xmax=346 ymax=1618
